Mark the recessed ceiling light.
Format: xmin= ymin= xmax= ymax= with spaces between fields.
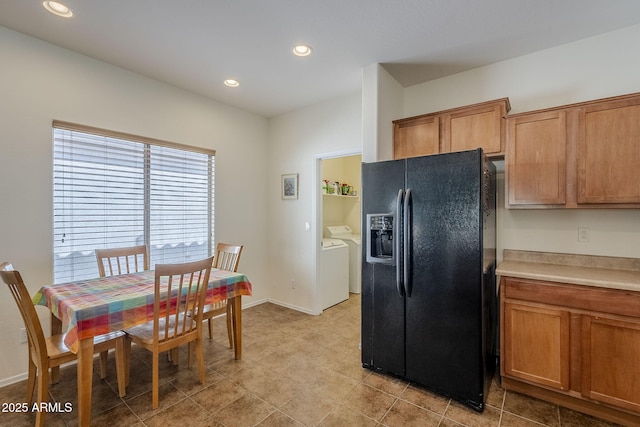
xmin=224 ymin=79 xmax=239 ymax=88
xmin=43 ymin=1 xmax=73 ymax=18
xmin=292 ymin=44 xmax=312 ymax=57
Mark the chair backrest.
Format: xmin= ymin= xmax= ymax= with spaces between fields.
xmin=95 ymin=245 xmax=149 ymax=277
xmin=213 ymin=243 xmax=243 ymax=272
xmin=153 ymin=256 xmax=214 ymax=343
xmin=0 ymin=262 xmax=49 ymax=367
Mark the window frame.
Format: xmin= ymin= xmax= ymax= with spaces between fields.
xmin=52 ymin=120 xmax=215 ymax=283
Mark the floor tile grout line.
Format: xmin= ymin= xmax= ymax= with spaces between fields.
xmin=120 ymin=396 xmax=146 ymax=426
xmin=437 ymin=400 xmax=451 ymax=427
xmin=497 ymin=383 xmax=506 ymax=426
xmin=378 ymin=396 xmax=400 ymax=425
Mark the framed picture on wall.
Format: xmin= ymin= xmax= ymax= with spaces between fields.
xmin=281 ymin=173 xmax=298 ymax=200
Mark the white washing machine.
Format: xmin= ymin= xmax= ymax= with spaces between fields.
xmin=324 ymin=225 xmax=362 ymax=294
xmin=320 ymin=238 xmax=350 ymax=310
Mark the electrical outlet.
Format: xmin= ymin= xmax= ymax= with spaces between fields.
xmin=578 ymin=227 xmax=590 ymax=243
xmin=290 ymin=278 xmax=296 ymax=289
xmin=19 ymin=328 xmax=27 ymax=344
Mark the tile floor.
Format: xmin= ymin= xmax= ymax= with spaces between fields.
xmin=0 ymin=294 xmax=624 ymax=426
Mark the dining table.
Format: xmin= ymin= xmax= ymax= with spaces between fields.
xmin=32 ymin=267 xmax=252 ymax=427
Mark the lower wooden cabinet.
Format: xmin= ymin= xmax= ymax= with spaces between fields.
xmin=581 ymin=315 xmax=640 ymax=413
xmin=501 ymin=277 xmax=640 ymax=426
xmin=503 ymin=302 xmax=570 ymax=391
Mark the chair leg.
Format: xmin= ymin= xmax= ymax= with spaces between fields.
xmin=35 ymin=365 xmax=49 ymax=427
xmin=226 ymin=304 xmax=233 ymax=348
xmin=171 ymin=348 xmax=179 ymax=366
xmin=99 ymin=350 xmax=109 ymax=379
xmin=124 ymin=335 xmax=131 ymax=387
xmin=207 ymin=317 xmax=213 ymax=339
xmin=186 ymin=343 xmax=192 ymax=369
xmin=195 ymin=339 xmax=205 ymax=384
xmin=115 ymin=338 xmax=127 ymax=397
xmin=50 ymin=365 xmax=60 ymax=385
xmin=152 ymin=352 xmax=159 ymax=409
xmin=26 ymin=356 xmax=36 ymax=405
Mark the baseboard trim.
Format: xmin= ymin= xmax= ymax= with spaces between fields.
xmin=0 ymin=372 xmax=28 ymax=388
xmin=266 ymin=298 xmax=317 ymax=315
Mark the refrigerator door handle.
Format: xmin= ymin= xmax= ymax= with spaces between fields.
xmin=395 ymin=188 xmax=404 ymax=297
xmin=403 ymin=188 xmax=412 ymax=297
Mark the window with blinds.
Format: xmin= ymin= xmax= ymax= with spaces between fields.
xmin=53 ymin=121 xmax=215 ymax=283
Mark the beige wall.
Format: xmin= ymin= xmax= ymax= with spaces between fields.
xmin=362 ymin=64 xmax=402 ymax=163
xmin=0 ymin=27 xmax=269 ymax=385
xmin=267 ymin=93 xmax=362 ymax=314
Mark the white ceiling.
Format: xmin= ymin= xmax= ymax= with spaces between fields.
xmin=2 ymin=1 xmax=640 ymax=118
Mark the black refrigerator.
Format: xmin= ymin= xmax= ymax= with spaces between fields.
xmin=361 ymin=149 xmax=497 ymax=411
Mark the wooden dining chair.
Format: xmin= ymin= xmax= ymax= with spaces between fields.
xmin=202 ymin=243 xmax=243 ymax=346
xmin=123 ymin=256 xmax=213 ymax=409
xmin=95 ymin=244 xmax=149 ymax=277
xmin=94 ymin=244 xmax=149 ymax=377
xmin=0 ymin=262 xmax=127 ymax=427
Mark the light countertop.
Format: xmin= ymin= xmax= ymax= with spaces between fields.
xmin=496 ymin=250 xmax=640 ymax=293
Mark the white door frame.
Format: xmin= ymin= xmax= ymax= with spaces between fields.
xmin=312 ymin=149 xmax=362 ymax=315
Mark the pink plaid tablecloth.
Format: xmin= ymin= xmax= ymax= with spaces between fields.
xmin=33 ymin=268 xmax=252 ymax=352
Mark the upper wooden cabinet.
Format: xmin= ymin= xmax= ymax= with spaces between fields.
xmin=393 ymin=98 xmax=510 ymax=159
xmin=506 ymin=92 xmax=640 ymax=208
xmin=506 ymin=110 xmax=568 ymax=206
xmin=443 ymin=100 xmax=508 ymax=155
xmin=394 ymin=115 xmax=440 ymax=158
xmin=577 ymin=97 xmax=640 ymax=204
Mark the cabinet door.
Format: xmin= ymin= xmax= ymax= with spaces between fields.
xmin=443 ymin=102 xmax=505 ymax=156
xmin=393 ymin=116 xmax=440 ymax=159
xmin=577 ymin=99 xmax=640 ymax=204
xmin=506 ymin=111 xmax=567 ymax=206
xmin=581 ymin=315 xmax=640 ymax=413
xmin=503 ymin=302 xmax=570 ymax=390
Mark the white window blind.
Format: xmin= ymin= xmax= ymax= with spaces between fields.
xmin=53 ymin=122 xmax=215 ymax=283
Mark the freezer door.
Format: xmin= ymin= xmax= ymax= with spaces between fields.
xmin=404 ymin=150 xmax=489 ymax=410
xmin=361 ymin=159 xmax=406 ymax=377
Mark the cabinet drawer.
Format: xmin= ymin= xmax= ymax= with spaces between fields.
xmin=502 ymin=278 xmax=640 ymax=317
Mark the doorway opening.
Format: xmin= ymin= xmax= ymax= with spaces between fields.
xmin=314 ymin=151 xmax=362 ymax=314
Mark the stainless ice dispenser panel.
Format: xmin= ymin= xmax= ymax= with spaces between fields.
xmin=366 ymin=213 xmax=395 ymax=265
